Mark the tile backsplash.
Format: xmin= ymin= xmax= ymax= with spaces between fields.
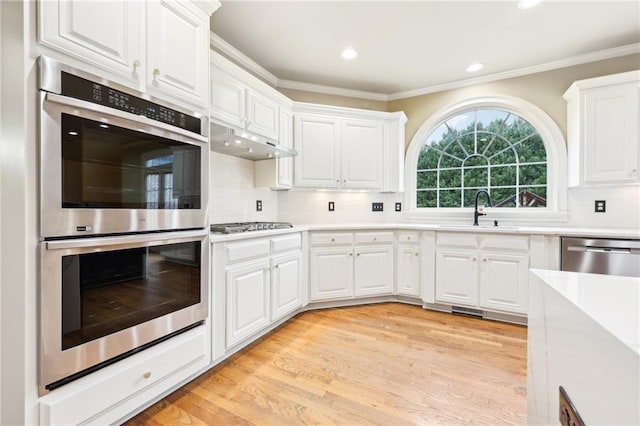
xmin=209 ymin=152 xmax=278 ymax=223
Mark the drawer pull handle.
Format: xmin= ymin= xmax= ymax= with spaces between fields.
xmin=415 ymin=253 xmax=419 ymax=256
xmin=143 ymin=372 xmax=151 ymax=379
xmin=373 ymin=238 xmax=377 ymax=241
xmin=357 ymin=253 xmax=360 ymax=256
xmin=331 ymin=238 xmax=335 ymax=242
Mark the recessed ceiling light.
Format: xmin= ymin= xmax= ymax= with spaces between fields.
xmin=234 ymin=139 xmax=242 ymax=144
xmin=341 ymin=47 xmax=358 ymax=60
xmin=466 ymin=62 xmax=485 ymax=72
xmin=517 ymin=0 xmax=543 ymax=9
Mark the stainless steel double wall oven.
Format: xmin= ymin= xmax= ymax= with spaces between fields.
xmin=38 ymin=57 xmax=209 ymax=391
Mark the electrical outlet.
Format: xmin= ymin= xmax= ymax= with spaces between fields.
xmin=395 ymin=202 xmax=402 ymax=212
xmin=256 ymin=200 xmax=262 ymax=211
xmin=372 ymin=202 xmax=383 ymax=212
xmin=328 ymin=201 xmax=335 ymax=211
xmin=594 ymin=200 xmax=606 ymax=213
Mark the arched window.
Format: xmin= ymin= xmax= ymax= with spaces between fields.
xmin=418 ymin=110 xmax=546 ymax=208
xmin=405 ymin=96 xmax=567 ymax=221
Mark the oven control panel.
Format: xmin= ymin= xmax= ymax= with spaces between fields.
xmin=60 ymin=72 xmax=200 ymax=134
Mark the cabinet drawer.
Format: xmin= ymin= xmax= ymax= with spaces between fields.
xmin=310 ymin=232 xmax=353 ymax=246
xmin=397 ymin=231 xmax=420 ymax=243
xmin=354 ymin=231 xmax=394 ymax=244
xmin=480 ymin=235 xmax=529 ymax=251
xmin=271 ymin=233 xmax=301 ymax=254
xmin=40 ymin=326 xmax=207 ymax=426
xmin=225 ymin=238 xmax=270 ymax=264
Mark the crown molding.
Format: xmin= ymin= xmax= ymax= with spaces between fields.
xmin=278 ymin=79 xmax=389 ymax=102
xmin=210 ymin=33 xmax=639 ymax=103
xmin=210 ymin=32 xmax=279 ymax=86
xmin=387 ymin=43 xmax=640 ymax=101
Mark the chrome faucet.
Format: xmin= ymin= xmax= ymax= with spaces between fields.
xmin=473 ymin=190 xmax=492 ymax=226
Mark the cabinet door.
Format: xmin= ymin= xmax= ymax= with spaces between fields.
xmin=583 ymin=84 xmax=639 ymax=183
xmin=435 ymin=249 xmax=478 ymax=307
xmin=309 ymin=247 xmax=353 ymax=301
xmin=210 ymin=67 xmax=246 ymax=128
xmin=354 ymin=245 xmax=394 ymax=297
xmin=294 ymin=115 xmax=340 ymax=188
xmin=277 ymin=108 xmax=294 ymax=188
xmin=146 ymin=0 xmax=209 ymax=108
xmin=38 ymin=0 xmax=143 ymax=87
xmin=246 ymin=91 xmax=279 ymax=140
xmin=271 ymin=252 xmax=302 ymax=321
xmin=479 ymin=252 xmax=529 ymax=314
xmin=341 ymin=119 xmax=383 ymax=189
xmin=226 ymin=259 xmax=270 ymax=348
xmin=396 ymin=244 xmax=420 ymax=297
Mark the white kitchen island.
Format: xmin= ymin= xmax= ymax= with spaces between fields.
xmin=527 ymin=269 xmax=640 ymax=425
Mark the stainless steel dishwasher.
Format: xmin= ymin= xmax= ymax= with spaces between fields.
xmin=561 ymin=237 xmax=640 ymax=278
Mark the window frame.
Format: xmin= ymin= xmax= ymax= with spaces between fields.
xmin=404 ymin=96 xmax=568 ymax=223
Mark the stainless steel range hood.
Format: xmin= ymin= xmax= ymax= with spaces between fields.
xmin=209 ymin=122 xmax=297 ymax=161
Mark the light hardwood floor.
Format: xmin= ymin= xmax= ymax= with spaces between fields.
xmin=125 ymin=303 xmax=527 ymax=425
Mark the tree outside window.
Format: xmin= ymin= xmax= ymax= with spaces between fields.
xmin=416 ymin=109 xmax=547 ymax=208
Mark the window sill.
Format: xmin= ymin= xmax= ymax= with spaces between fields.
xmin=404 ymin=208 xmax=570 ymax=225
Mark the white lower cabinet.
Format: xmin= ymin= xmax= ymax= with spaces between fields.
xmin=271 ymin=252 xmax=302 ymax=321
xmin=39 ymin=325 xmax=209 ymax=426
xmin=216 ymin=232 xmax=303 ymax=351
xmin=309 ymin=247 xmax=354 ymax=300
xmin=435 ymin=249 xmax=478 ymax=306
xmin=435 ymin=233 xmax=530 ymax=315
xmin=308 ymin=231 xmax=394 ymax=302
xmin=479 ymin=252 xmax=529 ymax=313
xmin=354 ymin=245 xmax=394 ymax=296
xmin=396 ymin=231 xmax=422 ymax=297
xmin=226 ymin=259 xmax=271 ymax=348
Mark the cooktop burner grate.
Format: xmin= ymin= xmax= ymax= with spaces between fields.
xmin=210 ymin=222 xmax=293 ymax=234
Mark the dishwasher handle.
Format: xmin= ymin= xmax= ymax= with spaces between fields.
xmin=567 ymin=245 xmax=634 ymax=254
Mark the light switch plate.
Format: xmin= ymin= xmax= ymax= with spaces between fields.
xmin=594 ymin=200 xmax=606 ymax=213
xmin=372 ymin=202 xmax=383 ymax=212
xmin=395 ymin=202 xmax=402 ymax=212
xmin=256 ymin=200 xmax=262 ymax=211
xmin=328 ymin=201 xmax=335 ymax=211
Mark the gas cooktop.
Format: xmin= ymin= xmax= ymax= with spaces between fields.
xmin=210 ymin=222 xmax=293 ymax=234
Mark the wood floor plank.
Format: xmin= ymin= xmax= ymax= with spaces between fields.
xmin=124 ymin=303 xmax=527 ymax=425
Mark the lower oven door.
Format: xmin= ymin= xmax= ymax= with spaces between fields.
xmin=40 ymin=229 xmax=209 ymax=390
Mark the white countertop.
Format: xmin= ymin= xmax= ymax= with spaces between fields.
xmin=210 ymin=223 xmax=640 ymax=241
xmin=530 ymin=269 xmax=640 ymax=355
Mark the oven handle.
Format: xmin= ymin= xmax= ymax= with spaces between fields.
xmin=43 ymin=92 xmax=208 ymax=144
xmin=45 ymin=229 xmax=208 ymax=251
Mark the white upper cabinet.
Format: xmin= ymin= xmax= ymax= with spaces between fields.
xmin=38 ymin=0 xmax=144 ymax=86
xmin=146 ymin=0 xmax=210 ymax=108
xmin=246 ymin=91 xmax=279 ymax=140
xmin=294 ymin=114 xmax=341 ymax=188
xmin=293 ymin=104 xmax=406 ymax=191
xmin=211 ymin=51 xmax=288 ymax=142
xmin=341 ymin=119 xmax=383 ymax=189
xmin=564 ymin=71 xmax=640 ymax=186
xmin=38 ymin=0 xmax=218 ymax=110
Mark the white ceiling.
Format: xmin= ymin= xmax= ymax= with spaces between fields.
xmin=211 ymin=1 xmax=640 ymax=98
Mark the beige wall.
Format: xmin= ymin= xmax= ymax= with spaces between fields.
xmin=388 ymin=54 xmax=640 ymax=148
xmin=278 ymin=87 xmax=388 ymax=111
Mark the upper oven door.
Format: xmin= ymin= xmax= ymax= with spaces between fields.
xmin=40 ymin=92 xmax=209 ymax=238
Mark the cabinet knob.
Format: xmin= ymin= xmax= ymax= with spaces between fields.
xmin=349 ymin=252 xmax=353 ymax=256
xmin=331 ymin=238 xmax=335 ymax=242
xmin=336 ymin=179 xmax=340 ymax=183
xmin=143 ymin=372 xmax=151 ymax=379
xmin=483 ymin=258 xmax=488 ymax=262
xmin=415 ymin=252 xmax=419 ymax=256
xmin=630 ymin=169 xmax=637 ymax=175
xmin=356 ymin=253 xmax=360 ymax=256
xmin=472 ymin=257 xmax=477 ymax=262
xmin=274 ymin=264 xmax=279 ymax=269
xmin=133 ymin=59 xmax=141 ymax=69
xmin=152 ymin=68 xmax=160 ymax=80
xmin=373 ymin=237 xmax=377 ymax=241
